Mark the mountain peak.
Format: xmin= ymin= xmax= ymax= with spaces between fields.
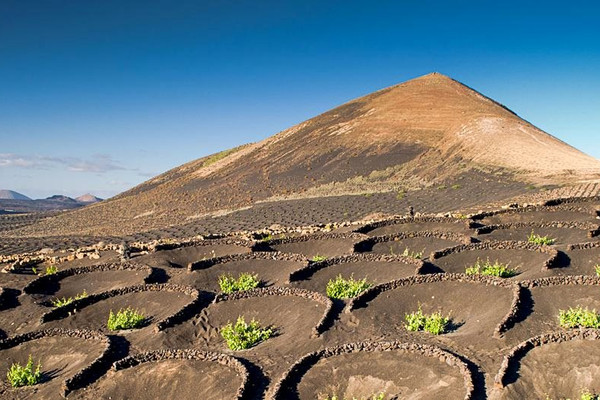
xmin=0 ymin=190 xmax=32 ymax=200
xmin=9 ymin=74 xmax=600 ymax=236
xmin=76 ymin=194 xmax=103 ymax=203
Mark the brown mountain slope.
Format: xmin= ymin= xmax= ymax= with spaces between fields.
xmin=11 ymin=73 xmax=600 ymax=237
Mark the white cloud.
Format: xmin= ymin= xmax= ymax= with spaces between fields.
xmin=0 ymin=153 xmax=127 ymax=173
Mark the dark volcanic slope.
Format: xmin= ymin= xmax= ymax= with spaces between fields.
xmin=1 ymin=197 xmax=600 ymax=400
xmin=9 ymin=73 xmax=600 ymax=237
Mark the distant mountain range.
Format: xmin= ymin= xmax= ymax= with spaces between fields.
xmin=0 ymin=190 xmax=102 ymax=213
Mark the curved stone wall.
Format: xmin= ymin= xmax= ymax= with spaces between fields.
xmin=346 ymin=273 xmax=521 ymax=336
xmin=40 ymin=283 xmax=201 ymax=332
xmin=475 ymin=221 xmax=598 ymax=238
xmin=430 ymin=240 xmax=560 ymax=270
xmin=288 ymin=253 xmax=423 ymax=282
xmin=494 ymin=329 xmax=600 ymax=388
xmin=0 ymin=328 xmax=114 ymax=397
xmin=353 ymin=231 xmax=474 ymax=254
xmin=153 ymin=237 xmax=255 ymax=252
xmin=188 ymin=251 xmax=307 ymax=272
xmin=213 ymin=287 xmax=333 ymax=337
xmin=23 ymin=262 xmax=153 ymax=295
xmin=567 ymin=241 xmax=600 ymax=251
xmin=355 ymin=216 xmax=475 ymax=234
xmin=252 ymin=232 xmax=367 ymax=252
xmin=112 ymin=349 xmax=250 ymax=399
xmin=269 ymin=340 xmax=475 ymax=400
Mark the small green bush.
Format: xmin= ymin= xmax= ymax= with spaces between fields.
xmin=326 ymin=275 xmax=371 ymax=299
xmin=595 ymin=265 xmax=600 ymax=277
xmin=6 ymin=355 xmax=42 ymax=387
xmin=451 ymin=184 xmax=461 ymax=189
xmin=545 ymin=390 xmax=600 ymax=400
xmin=559 ymin=306 xmax=600 ymax=329
xmin=581 ymin=390 xmax=600 ymax=400
xmin=44 ymin=265 xmax=58 ymax=275
xmin=527 ymin=230 xmax=555 ymax=245
xmin=405 ymin=305 xmax=450 ymax=335
xmin=401 ymin=247 xmax=423 ymax=259
xmin=220 ymin=316 xmax=272 ymax=350
xmin=312 ymin=255 xmax=327 ymax=262
xmin=465 ymin=258 xmax=518 ymax=278
xmin=107 ymin=307 xmax=146 ymax=331
xmin=218 ymin=273 xmax=260 ymax=294
xmin=51 ymin=290 xmax=88 ymax=308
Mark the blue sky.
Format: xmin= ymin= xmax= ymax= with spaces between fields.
xmin=1 ymin=1 xmax=598 ymax=199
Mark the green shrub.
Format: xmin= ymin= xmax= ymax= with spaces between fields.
xmin=107 ymin=307 xmax=146 ymax=331
xmin=323 ymin=393 xmax=385 ymax=400
xmin=405 ymin=305 xmax=450 ymax=335
xmin=312 ymin=255 xmax=327 ymax=262
xmin=218 ymin=273 xmax=260 ymax=294
xmin=527 ymin=230 xmax=555 ymax=245
xmin=559 ymin=306 xmax=600 ymax=329
xmin=326 ymin=275 xmax=371 ymax=299
xmin=44 ymin=265 xmax=58 ymax=275
xmin=6 ymin=355 xmax=42 ymax=387
xmin=465 ymin=258 xmax=518 ymax=278
xmin=51 ymin=290 xmax=88 ymax=308
xmin=595 ymin=265 xmax=600 ymax=277
xmin=581 ymin=390 xmax=600 ymax=400
xmin=220 ymin=316 xmax=272 ymax=350
xmin=451 ymin=184 xmax=461 ymax=189
xmin=401 ymin=247 xmax=424 ymax=259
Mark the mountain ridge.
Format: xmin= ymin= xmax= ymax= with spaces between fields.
xmin=6 ymin=72 xmax=600 ymax=236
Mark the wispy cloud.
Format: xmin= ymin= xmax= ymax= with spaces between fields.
xmin=66 ymin=154 xmax=126 ymax=173
xmin=0 ymin=153 xmax=127 ymax=173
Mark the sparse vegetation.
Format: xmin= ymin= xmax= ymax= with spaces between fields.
xmin=437 ymin=185 xmax=447 ymax=190
xmin=107 ymin=307 xmax=146 ymax=331
xmin=545 ymin=390 xmax=600 ymax=400
xmin=559 ymin=306 xmax=600 ymax=329
xmin=218 ymin=273 xmax=260 ymax=294
xmin=261 ymin=234 xmax=273 ymax=242
xmin=527 ymin=230 xmax=555 ymax=245
xmin=6 ymin=355 xmax=42 ymax=387
xmin=405 ymin=305 xmax=450 ymax=335
xmin=326 ymin=275 xmax=371 ymax=299
xmin=396 ymin=190 xmax=405 ymax=200
xmin=581 ymin=390 xmax=600 ymax=400
xmin=51 ymin=290 xmax=88 ymax=308
xmin=451 ymin=184 xmax=461 ymax=189
xmin=595 ymin=265 xmax=600 ymax=277
xmin=44 ymin=265 xmax=58 ymax=275
xmin=401 ymin=247 xmax=424 ymax=259
xmin=201 ymin=145 xmax=245 ymax=167
xmin=312 ymin=255 xmax=327 ymax=262
xmin=465 ymin=258 xmax=518 ymax=278
xmin=322 ymin=393 xmax=385 ymax=400
xmin=220 ymin=316 xmax=272 ymax=350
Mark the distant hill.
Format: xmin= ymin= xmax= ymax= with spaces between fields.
xmin=0 ymin=190 xmax=32 ymax=200
xmin=7 ymin=72 xmax=600 ymax=236
xmin=76 ymin=194 xmax=103 ymax=203
xmin=0 ymin=191 xmax=102 ymax=213
xmin=46 ymin=195 xmax=79 ymax=203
